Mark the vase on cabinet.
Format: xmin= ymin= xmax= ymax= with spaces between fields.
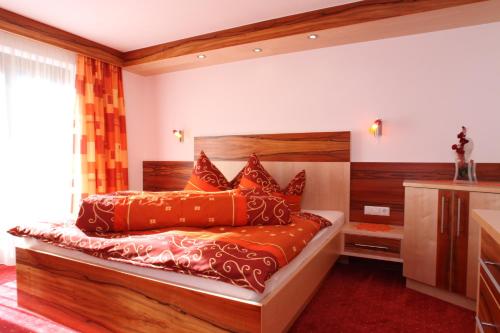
xmin=453 ymin=158 xmax=477 ymax=183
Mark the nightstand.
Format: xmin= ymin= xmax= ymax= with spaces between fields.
xmin=342 ymin=222 xmax=404 ymax=263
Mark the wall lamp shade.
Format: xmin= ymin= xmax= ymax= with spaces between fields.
xmin=173 ymin=129 xmax=184 ymax=142
xmin=369 ymin=119 xmax=382 ymax=137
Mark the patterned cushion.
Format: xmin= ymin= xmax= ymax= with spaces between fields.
xmin=283 ymin=170 xmax=306 ymax=211
xmin=239 ymin=154 xmax=281 ymax=194
xmin=239 ymin=154 xmax=306 ymax=211
xmin=76 ymin=190 xmax=291 ymax=232
xmin=184 ymin=151 xmax=231 ymax=191
xmin=246 ymin=194 xmax=291 ymax=226
xmin=228 ymin=166 xmax=245 ymax=189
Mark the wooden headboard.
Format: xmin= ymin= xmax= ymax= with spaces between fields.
xmin=144 ymin=131 xmax=351 ymax=219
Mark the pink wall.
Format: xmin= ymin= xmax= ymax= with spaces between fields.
xmin=123 ymin=71 xmax=158 ymax=189
xmin=124 ymin=22 xmax=500 ymax=190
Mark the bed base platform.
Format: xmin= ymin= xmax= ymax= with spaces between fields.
xmin=15 ymin=230 xmax=341 ymax=333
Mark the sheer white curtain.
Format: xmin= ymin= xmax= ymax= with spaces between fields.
xmin=0 ymin=30 xmax=76 ymax=265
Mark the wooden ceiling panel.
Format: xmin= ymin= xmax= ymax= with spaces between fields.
xmin=123 ymin=0 xmax=498 ymax=75
xmin=2 ymin=0 xmax=498 ymax=73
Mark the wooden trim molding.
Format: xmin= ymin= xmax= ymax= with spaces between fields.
xmin=0 ymin=7 xmax=123 ymax=66
xmin=123 ymin=0 xmax=486 ymax=67
xmin=194 ymin=132 xmax=350 ymax=162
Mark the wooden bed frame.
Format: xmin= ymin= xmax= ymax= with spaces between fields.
xmin=16 ymin=131 xmax=351 ymax=333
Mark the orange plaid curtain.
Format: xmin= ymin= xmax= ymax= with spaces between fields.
xmin=74 ymin=55 xmax=128 ymax=199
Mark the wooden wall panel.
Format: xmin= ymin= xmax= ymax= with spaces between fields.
xmin=351 ymin=163 xmax=500 ymax=226
xmin=143 ymin=161 xmax=193 ymax=191
xmin=194 ymin=132 xmax=350 ymax=162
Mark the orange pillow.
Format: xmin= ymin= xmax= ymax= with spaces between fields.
xmin=238 ymin=154 xmax=306 ymax=211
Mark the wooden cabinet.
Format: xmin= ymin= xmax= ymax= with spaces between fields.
xmin=402 ymin=187 xmax=438 ymax=286
xmin=436 ymin=189 xmax=469 ymax=295
xmin=472 ymin=210 xmax=500 ymax=333
xmin=403 ymin=181 xmax=500 ymax=309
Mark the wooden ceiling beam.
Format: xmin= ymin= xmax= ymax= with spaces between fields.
xmin=122 ymin=0 xmax=486 ymax=67
xmin=0 ymin=7 xmax=124 ymax=66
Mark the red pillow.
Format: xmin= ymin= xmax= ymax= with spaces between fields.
xmin=184 ymin=151 xmax=230 ymax=191
xmin=184 ymin=151 xmax=245 ymax=191
xmin=283 ymin=170 xmax=306 ymax=212
xmin=239 ymin=154 xmax=280 ymax=194
xmin=228 ymin=167 xmax=244 ymax=189
xmin=238 ymin=154 xmax=306 ymax=211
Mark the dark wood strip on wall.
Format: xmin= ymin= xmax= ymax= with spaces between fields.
xmin=143 ymin=161 xmax=193 ymax=191
xmin=194 ymin=132 xmax=350 ymax=162
xmin=351 ymin=162 xmax=500 ymax=225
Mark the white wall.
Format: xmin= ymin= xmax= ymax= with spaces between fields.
xmin=124 ymin=22 xmax=500 ymax=190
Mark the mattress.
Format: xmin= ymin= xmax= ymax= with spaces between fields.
xmin=16 ymin=210 xmax=344 ymax=302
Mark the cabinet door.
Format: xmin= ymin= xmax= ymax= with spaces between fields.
xmin=451 ymin=190 xmax=469 ymax=295
xmin=436 ymin=189 xmax=453 ymax=290
xmin=403 ymin=187 xmax=438 ymax=286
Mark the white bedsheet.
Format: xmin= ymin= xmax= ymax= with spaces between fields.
xmin=16 ymin=210 xmax=344 ymax=302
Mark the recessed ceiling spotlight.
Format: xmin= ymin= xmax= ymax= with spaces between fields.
xmin=308 ymin=34 xmax=318 ymax=40
xmin=253 ymin=48 xmax=263 ymax=53
xmin=197 ymin=54 xmax=206 ymax=59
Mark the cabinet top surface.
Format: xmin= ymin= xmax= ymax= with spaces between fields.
xmin=403 ymin=180 xmax=500 ymax=194
xmin=472 ymin=209 xmax=500 ymax=244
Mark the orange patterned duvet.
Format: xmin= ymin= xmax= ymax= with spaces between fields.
xmin=9 ymin=212 xmax=331 ymax=292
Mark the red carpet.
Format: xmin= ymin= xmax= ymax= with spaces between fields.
xmin=290 ymin=258 xmax=474 ymax=333
xmin=1 ymin=260 xmax=474 ymax=332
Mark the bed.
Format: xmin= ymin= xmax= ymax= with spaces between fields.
xmin=13 ymin=131 xmax=350 ymax=333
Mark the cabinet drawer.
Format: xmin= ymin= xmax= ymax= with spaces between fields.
xmin=344 ymin=234 xmax=401 ymax=259
xmin=477 ymin=271 xmax=500 ymax=333
xmin=481 ymin=230 xmax=500 ymax=286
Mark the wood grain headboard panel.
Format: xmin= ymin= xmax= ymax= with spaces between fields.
xmin=194 ymin=131 xmax=350 ymax=162
xmin=144 ymin=131 xmax=351 ymax=217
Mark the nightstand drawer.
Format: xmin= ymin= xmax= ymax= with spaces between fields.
xmin=344 ymin=234 xmax=401 ymax=259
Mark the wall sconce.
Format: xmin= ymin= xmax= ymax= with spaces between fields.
xmin=173 ymin=129 xmax=184 ymax=142
xmin=369 ymin=119 xmax=382 ymax=137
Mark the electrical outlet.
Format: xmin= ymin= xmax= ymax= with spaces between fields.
xmin=364 ymin=205 xmax=390 ymax=216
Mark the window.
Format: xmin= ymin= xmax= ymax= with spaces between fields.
xmin=0 ymin=31 xmax=76 ymax=264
